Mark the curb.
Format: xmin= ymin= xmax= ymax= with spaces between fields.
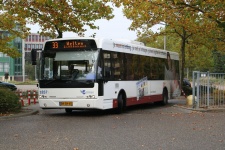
xmin=0 ymin=109 xmax=39 ymax=120
xmin=173 ymin=104 xmax=225 ymax=113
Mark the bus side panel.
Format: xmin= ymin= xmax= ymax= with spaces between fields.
xmin=104 ymin=80 xmax=165 ymax=108
xmin=103 ymin=81 xmax=137 ymax=101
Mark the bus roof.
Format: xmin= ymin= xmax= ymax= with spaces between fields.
xmin=44 ymin=37 xmax=179 ymax=60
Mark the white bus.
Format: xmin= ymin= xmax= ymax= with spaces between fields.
xmin=31 ymin=37 xmax=181 ymax=113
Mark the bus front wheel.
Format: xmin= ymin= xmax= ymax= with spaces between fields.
xmin=116 ymin=94 xmax=124 ymax=114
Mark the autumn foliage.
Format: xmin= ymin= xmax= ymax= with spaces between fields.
xmin=1 ymin=0 xmax=114 ymax=57
xmin=112 ymin=0 xmax=225 ymax=83
xmin=3 ymin=0 xmax=114 ymax=38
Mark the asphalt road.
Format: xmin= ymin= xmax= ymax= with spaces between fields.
xmin=0 ymin=102 xmax=225 ymax=150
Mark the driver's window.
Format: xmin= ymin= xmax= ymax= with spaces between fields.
xmin=60 ymin=65 xmax=70 ymax=79
xmin=44 ymin=57 xmax=54 ymax=79
xmin=70 ymin=62 xmax=89 ymax=80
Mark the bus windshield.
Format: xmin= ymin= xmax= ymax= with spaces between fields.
xmin=40 ymin=50 xmax=100 ymax=81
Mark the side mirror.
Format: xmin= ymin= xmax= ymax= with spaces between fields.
xmin=31 ymin=49 xmax=42 ymax=65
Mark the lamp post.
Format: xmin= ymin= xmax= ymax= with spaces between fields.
xmin=22 ymin=39 xmax=25 ymax=82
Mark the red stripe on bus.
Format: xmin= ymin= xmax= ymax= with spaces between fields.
xmin=113 ymin=94 xmax=163 ymax=108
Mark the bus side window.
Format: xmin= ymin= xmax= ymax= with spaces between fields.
xmin=103 ymin=52 xmax=111 ymax=79
xmin=104 ymin=66 xmax=111 ymax=78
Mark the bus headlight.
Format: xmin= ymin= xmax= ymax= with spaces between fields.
xmin=39 ymin=95 xmax=46 ymax=99
xmin=86 ymin=95 xmax=95 ymax=99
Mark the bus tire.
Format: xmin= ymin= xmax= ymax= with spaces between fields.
xmin=116 ymin=94 xmax=124 ymax=114
xmin=161 ymin=90 xmax=168 ymax=105
xmin=65 ymin=108 xmax=72 ymax=113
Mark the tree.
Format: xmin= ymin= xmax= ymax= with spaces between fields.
xmin=0 ymin=3 xmax=29 ymax=57
xmin=25 ymin=62 xmax=35 ymax=80
xmin=4 ymin=0 xmax=114 ymax=38
xmin=139 ymin=32 xmax=214 ymax=77
xmin=173 ymin=0 xmax=225 ymax=32
xmin=112 ymin=0 xmax=225 ymax=86
xmin=212 ymin=50 xmax=225 ymax=73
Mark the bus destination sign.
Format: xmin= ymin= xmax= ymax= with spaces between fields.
xmin=52 ymin=41 xmax=86 ymax=49
xmin=44 ymin=39 xmax=97 ymax=51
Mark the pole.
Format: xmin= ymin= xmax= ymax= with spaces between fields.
xmin=164 ymin=35 xmax=166 ymax=50
xmin=22 ymin=39 xmax=25 ymax=82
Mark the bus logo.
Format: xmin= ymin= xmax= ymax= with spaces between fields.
xmin=80 ymin=90 xmax=94 ymax=95
xmin=80 ymin=90 xmax=86 ymax=95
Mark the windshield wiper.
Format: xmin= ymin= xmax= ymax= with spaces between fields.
xmin=45 ymin=79 xmax=58 ymax=85
xmin=86 ymin=80 xmax=94 ymax=83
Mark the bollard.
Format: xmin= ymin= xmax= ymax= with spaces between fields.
xmin=181 ymin=89 xmax=187 ymax=98
xmin=33 ymin=90 xmax=36 ymax=104
xmin=19 ymin=91 xmax=24 ymax=107
xmin=27 ymin=90 xmax=31 ymax=105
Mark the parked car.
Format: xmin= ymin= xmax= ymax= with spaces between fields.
xmin=0 ymin=81 xmax=17 ymax=91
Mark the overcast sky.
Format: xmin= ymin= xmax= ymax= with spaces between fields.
xmin=27 ymin=6 xmax=161 ymax=41
xmin=27 ymin=7 xmax=137 ymax=40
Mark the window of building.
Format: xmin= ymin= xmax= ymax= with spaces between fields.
xmin=14 ymin=58 xmax=22 ymax=75
xmin=0 ymin=63 xmax=3 ymax=72
xmin=35 ymin=44 xmax=39 ymax=49
xmin=32 ymin=44 xmax=35 ymax=49
xmin=28 ymin=44 xmax=31 ymax=50
xmin=29 ymin=35 xmax=32 ymax=41
xmin=4 ymin=63 xmax=9 ymax=72
xmin=32 ymin=35 xmax=35 ymax=41
xmin=25 ymin=36 xmax=29 ymax=41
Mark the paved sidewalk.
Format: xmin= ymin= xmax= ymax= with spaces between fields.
xmin=171 ymin=96 xmax=225 ymax=112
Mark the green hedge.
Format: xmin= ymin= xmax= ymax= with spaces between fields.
xmin=0 ymin=88 xmax=21 ymax=114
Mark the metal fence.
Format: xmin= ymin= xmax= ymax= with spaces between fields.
xmin=192 ymin=71 xmax=225 ymax=108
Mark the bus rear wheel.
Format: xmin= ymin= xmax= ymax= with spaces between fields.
xmin=65 ymin=108 xmax=73 ymax=113
xmin=161 ymin=90 xmax=168 ymax=105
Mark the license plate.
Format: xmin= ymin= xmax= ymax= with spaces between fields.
xmin=59 ymin=102 xmax=73 ymax=106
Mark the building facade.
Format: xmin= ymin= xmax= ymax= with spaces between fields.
xmin=0 ymin=30 xmax=22 ymax=81
xmin=24 ymin=33 xmax=50 ymax=62
xmin=0 ymin=32 xmax=50 ymax=81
